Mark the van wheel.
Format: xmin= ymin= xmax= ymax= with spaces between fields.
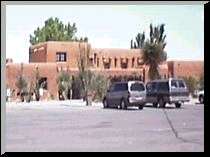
xmin=120 ymin=99 xmax=127 ymax=110
xmin=103 ymin=98 xmax=108 ymax=108
xmin=175 ymin=103 xmax=181 ymax=108
xmin=138 ymin=105 xmax=144 ymax=110
xmin=199 ymin=95 xmax=204 ymax=104
xmin=153 ymin=103 xmax=158 ymax=108
xmin=159 ymin=98 xmax=166 ymax=108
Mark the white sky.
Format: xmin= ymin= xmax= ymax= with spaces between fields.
xmin=6 ymin=5 xmax=204 ymax=63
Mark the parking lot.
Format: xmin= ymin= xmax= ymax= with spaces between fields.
xmin=6 ymin=100 xmax=204 ymax=152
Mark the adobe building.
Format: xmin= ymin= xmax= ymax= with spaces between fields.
xmin=6 ymin=41 xmax=203 ymax=101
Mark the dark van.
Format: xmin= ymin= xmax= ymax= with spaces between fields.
xmin=146 ymin=78 xmax=190 ymax=108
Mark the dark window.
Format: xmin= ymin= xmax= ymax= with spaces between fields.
xmin=114 ymin=83 xmax=128 ymax=91
xmin=114 ymin=58 xmax=117 ymax=68
xmin=158 ymin=82 xmax=169 ymax=92
xmin=178 ymin=80 xmax=186 ymax=88
xmin=39 ymin=77 xmax=48 ymax=90
xmin=146 ymin=82 xmax=157 ymax=92
xmin=130 ymin=83 xmax=145 ymax=91
xmin=94 ymin=53 xmax=97 ymax=64
xmin=132 ymin=58 xmax=135 ymax=68
xmin=121 ymin=63 xmax=128 ymax=69
xmin=104 ymin=63 xmax=110 ymax=69
xmin=97 ymin=58 xmax=99 ymax=67
xmin=171 ymin=80 xmax=178 ymax=88
xmin=56 ymin=52 xmax=67 ymax=62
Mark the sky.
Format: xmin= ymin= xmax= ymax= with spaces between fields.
xmin=6 ymin=5 xmax=204 ymax=63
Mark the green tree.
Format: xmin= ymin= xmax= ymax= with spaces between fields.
xmin=142 ymin=24 xmax=167 ymax=80
xmin=182 ymin=76 xmax=198 ymax=96
xmin=199 ymin=73 xmax=204 ymax=90
xmin=15 ymin=63 xmax=28 ymax=102
xmin=33 ymin=67 xmax=42 ymax=101
xmin=92 ymin=74 xmax=110 ymax=101
xmin=57 ymin=71 xmax=72 ymax=100
xmin=131 ymin=31 xmax=145 ymax=49
xmin=29 ymin=17 xmax=88 ymax=45
xmin=77 ymin=42 xmax=95 ymax=106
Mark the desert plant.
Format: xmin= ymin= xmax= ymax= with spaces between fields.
xmin=15 ymin=63 xmax=28 ymax=102
xmin=50 ymin=94 xmax=55 ymax=100
xmin=34 ymin=67 xmax=41 ymax=101
xmin=131 ymin=23 xmax=167 ymax=80
xmin=25 ymin=81 xmax=34 ymax=103
xmin=182 ymin=76 xmax=198 ymax=96
xmin=77 ymin=42 xmax=94 ymax=106
xmin=199 ymin=73 xmax=204 ymax=90
xmin=57 ymin=71 xmax=72 ymax=100
xmin=92 ymin=74 xmax=110 ymax=101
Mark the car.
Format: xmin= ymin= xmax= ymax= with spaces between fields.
xmin=103 ymin=81 xmax=146 ymax=110
xmin=146 ymin=78 xmax=190 ymax=108
xmin=198 ymin=90 xmax=204 ymax=104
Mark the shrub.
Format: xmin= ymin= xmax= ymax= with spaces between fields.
xmin=182 ymin=76 xmax=198 ymax=97
xmin=57 ymin=71 xmax=72 ymax=100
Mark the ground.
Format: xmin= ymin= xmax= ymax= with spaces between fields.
xmin=6 ymin=99 xmax=204 ymax=152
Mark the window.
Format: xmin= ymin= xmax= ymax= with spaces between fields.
xmin=39 ymin=77 xmax=48 ymax=90
xmin=94 ymin=53 xmax=97 ymax=64
xmin=171 ymin=80 xmax=178 ymax=88
xmin=114 ymin=58 xmax=117 ymax=68
xmin=114 ymin=83 xmax=128 ymax=91
xmin=130 ymin=83 xmax=145 ymax=91
xmin=132 ymin=58 xmax=135 ymax=68
xmin=104 ymin=63 xmax=110 ymax=69
xmin=97 ymin=58 xmax=99 ymax=67
xmin=121 ymin=63 xmax=128 ymax=69
xmin=56 ymin=52 xmax=67 ymax=62
xmin=158 ymin=82 xmax=169 ymax=92
xmin=178 ymin=80 xmax=186 ymax=88
xmin=146 ymin=82 xmax=157 ymax=92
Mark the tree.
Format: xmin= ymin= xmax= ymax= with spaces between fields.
xmin=34 ymin=67 xmax=41 ymax=101
xmin=77 ymin=42 xmax=95 ymax=106
xmin=199 ymin=73 xmax=204 ymax=90
xmin=92 ymin=74 xmax=110 ymax=101
xmin=142 ymin=24 xmax=167 ymax=80
xmin=56 ymin=71 xmax=72 ymax=100
xmin=29 ymin=17 xmax=88 ymax=45
xmin=15 ymin=63 xmax=28 ymax=102
xmin=131 ymin=31 xmax=145 ymax=49
xmin=182 ymin=76 xmax=198 ymax=96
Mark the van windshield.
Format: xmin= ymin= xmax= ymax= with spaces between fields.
xmin=130 ymin=83 xmax=145 ymax=91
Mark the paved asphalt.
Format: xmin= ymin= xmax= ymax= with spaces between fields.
xmin=6 ymin=102 xmax=204 ymax=152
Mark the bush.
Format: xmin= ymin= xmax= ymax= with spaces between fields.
xmin=50 ymin=94 xmax=55 ymax=100
xmin=57 ymin=71 xmax=72 ymax=100
xmin=199 ymin=74 xmax=204 ymax=90
xmin=182 ymin=76 xmax=198 ymax=97
xmin=92 ymin=74 xmax=110 ymax=101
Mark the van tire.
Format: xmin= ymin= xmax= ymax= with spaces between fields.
xmin=138 ymin=105 xmax=144 ymax=110
xmin=153 ymin=103 xmax=158 ymax=108
xmin=175 ymin=103 xmax=181 ymax=108
xmin=158 ymin=98 xmax=166 ymax=108
xmin=199 ymin=95 xmax=204 ymax=104
xmin=121 ymin=99 xmax=127 ymax=110
xmin=103 ymin=98 xmax=108 ymax=108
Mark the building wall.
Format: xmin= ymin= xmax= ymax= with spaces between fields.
xmin=29 ymin=43 xmax=47 ymax=62
xmin=172 ymin=61 xmax=204 ymax=79
xmin=6 ymin=41 xmax=204 ymax=101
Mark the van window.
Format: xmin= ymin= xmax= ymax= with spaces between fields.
xmin=158 ymin=82 xmax=169 ymax=92
xmin=130 ymin=83 xmax=145 ymax=91
xmin=171 ymin=80 xmax=178 ymax=88
xmin=178 ymin=80 xmax=186 ymax=88
xmin=114 ymin=83 xmax=128 ymax=91
xmin=146 ymin=82 xmax=156 ymax=92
